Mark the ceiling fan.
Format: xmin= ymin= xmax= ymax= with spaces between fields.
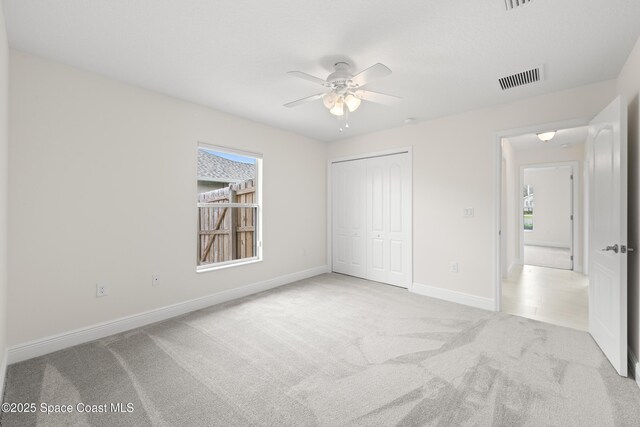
xmin=284 ymin=62 xmax=401 ymax=117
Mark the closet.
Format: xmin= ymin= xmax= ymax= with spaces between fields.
xmin=331 ymin=152 xmax=411 ymax=288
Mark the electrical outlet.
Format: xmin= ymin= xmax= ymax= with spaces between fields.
xmin=463 ymin=208 xmax=474 ymax=218
xmin=449 ymin=262 xmax=459 ymax=273
xmin=96 ymin=283 xmax=109 ymax=297
xmin=152 ymin=275 xmax=160 ymax=286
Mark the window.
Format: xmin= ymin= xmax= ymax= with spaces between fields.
xmin=197 ymin=144 xmax=262 ymax=270
xmin=523 ymin=184 xmax=534 ymax=231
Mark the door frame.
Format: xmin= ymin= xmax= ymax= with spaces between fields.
xmin=493 ymin=117 xmax=591 ymax=312
xmin=327 ymin=147 xmax=414 ymax=288
xmin=519 ymin=161 xmax=580 ymax=272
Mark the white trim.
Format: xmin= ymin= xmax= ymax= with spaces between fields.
xmin=7 ymin=265 xmax=330 ymax=364
xmin=329 ymin=147 xmax=413 ymax=164
xmin=494 ymin=117 xmax=591 ymax=312
xmin=197 ymin=203 xmax=259 ymax=208
xmin=0 ymin=349 xmax=7 ymax=399
xmin=524 ymin=241 xmax=572 ymax=249
xmin=494 ymin=132 xmax=503 ymax=311
xmin=326 ymin=160 xmax=332 ymax=274
xmin=412 ymin=282 xmax=494 ymax=311
xmin=197 ymin=142 xmax=263 ymax=160
xmin=630 ymin=348 xmax=640 ymax=389
xmin=507 ymin=260 xmax=522 ymax=276
xmin=196 ymin=257 xmax=261 ymax=273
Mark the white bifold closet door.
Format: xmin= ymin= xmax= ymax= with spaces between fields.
xmin=332 ymin=159 xmax=367 ymax=279
xmin=332 ymin=152 xmax=411 ymax=288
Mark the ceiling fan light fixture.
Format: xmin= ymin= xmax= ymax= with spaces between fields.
xmin=329 ymin=97 xmax=344 ymax=116
xmin=344 ymin=93 xmax=361 ymax=112
xmin=323 ymin=92 xmax=337 ymax=109
xmin=537 ymin=131 xmax=556 ymax=142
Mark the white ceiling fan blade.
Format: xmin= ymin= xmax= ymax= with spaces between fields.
xmin=284 ymin=93 xmax=325 ymax=108
xmin=356 ymin=90 xmax=402 ymax=106
xmin=351 ymin=63 xmax=392 ymax=87
xmin=287 ymin=71 xmax=328 ymax=86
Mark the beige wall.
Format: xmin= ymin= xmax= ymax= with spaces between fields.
xmin=617 ymin=37 xmax=640 ymax=363
xmin=328 ymin=80 xmax=617 ymax=300
xmin=8 ymin=51 xmax=327 ymax=345
xmin=0 ymin=4 xmax=8 ymax=373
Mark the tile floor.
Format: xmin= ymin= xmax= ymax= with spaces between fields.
xmin=523 ymin=245 xmax=573 ymax=270
xmin=502 ymin=264 xmax=588 ymax=331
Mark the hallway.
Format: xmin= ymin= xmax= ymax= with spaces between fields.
xmin=502 ymin=264 xmax=588 ymax=331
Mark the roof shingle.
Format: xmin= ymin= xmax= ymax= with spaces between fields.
xmin=197 ymin=149 xmax=255 ymax=183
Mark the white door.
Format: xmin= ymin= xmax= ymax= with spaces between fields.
xmin=588 ymin=95 xmax=628 ymax=376
xmin=332 ymin=152 xmax=411 ymax=288
xmin=366 ymin=153 xmax=411 ymax=288
xmin=366 ymin=156 xmax=387 ymax=283
xmin=332 ymin=160 xmax=366 ymax=278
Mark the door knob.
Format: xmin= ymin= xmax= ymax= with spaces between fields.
xmin=622 ymin=245 xmax=634 ymax=254
xmin=602 ymin=244 xmax=619 ymax=253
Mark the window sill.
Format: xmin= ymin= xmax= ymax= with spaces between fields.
xmin=196 ymin=257 xmax=262 ymax=273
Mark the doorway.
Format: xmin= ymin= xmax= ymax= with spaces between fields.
xmin=499 ymin=127 xmax=589 ymax=331
xmin=521 ymin=164 xmax=575 ymax=271
xmin=495 ymin=96 xmax=628 ymax=376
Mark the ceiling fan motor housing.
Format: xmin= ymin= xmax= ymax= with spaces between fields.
xmin=327 ymin=62 xmax=357 ymax=91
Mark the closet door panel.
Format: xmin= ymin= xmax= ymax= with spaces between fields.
xmin=366 ymin=156 xmax=389 ymax=283
xmin=332 ymin=160 xmax=366 ymax=278
xmin=332 ymin=163 xmax=349 ymax=274
xmin=386 ymin=153 xmax=411 ymax=288
xmin=347 ymin=160 xmax=367 ymax=277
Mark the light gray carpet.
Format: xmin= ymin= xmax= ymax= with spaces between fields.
xmin=2 ymin=273 xmax=640 ymax=426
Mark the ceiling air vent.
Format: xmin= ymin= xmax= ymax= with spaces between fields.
xmin=504 ymin=0 xmax=531 ymax=11
xmin=498 ymin=66 xmax=542 ymax=90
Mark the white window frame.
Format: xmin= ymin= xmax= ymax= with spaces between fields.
xmin=196 ymin=143 xmax=263 ymax=272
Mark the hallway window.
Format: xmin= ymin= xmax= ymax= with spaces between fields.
xmin=523 ymin=185 xmax=534 ymax=231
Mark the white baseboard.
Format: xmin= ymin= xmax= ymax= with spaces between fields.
xmin=0 ymin=349 xmax=7 ymax=399
xmin=629 ymin=347 xmax=640 ymax=390
xmin=8 ymin=265 xmax=330 ymax=364
xmin=524 ymin=241 xmax=571 ymax=249
xmin=411 ymin=282 xmax=494 ymax=311
xmin=507 ymin=260 xmax=522 ymax=276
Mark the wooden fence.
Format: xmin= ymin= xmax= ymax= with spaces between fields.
xmin=198 ymin=179 xmax=256 ymax=265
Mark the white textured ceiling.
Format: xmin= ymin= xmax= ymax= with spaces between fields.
xmin=508 ymin=126 xmax=589 ymax=151
xmin=3 ymin=0 xmax=640 ymax=142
